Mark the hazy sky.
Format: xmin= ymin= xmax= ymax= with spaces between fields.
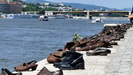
xmin=46 ymin=0 xmax=133 ymax=9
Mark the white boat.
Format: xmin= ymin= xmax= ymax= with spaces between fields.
xmin=6 ymin=14 xmax=39 ymax=19
xmin=39 ymin=15 xmax=48 ymax=21
xmin=91 ymin=18 xmax=103 ymax=23
xmin=48 ymin=14 xmax=67 ymax=19
xmin=104 ymin=23 xmax=122 ymax=27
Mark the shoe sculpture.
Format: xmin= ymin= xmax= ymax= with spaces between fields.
xmin=86 ymin=48 xmax=111 ymax=56
xmin=0 ymin=68 xmax=22 ymax=75
xmin=37 ymin=67 xmax=63 ymax=75
xmin=53 ymin=51 xmax=85 ymax=70
xmin=47 ymin=49 xmax=66 ymax=63
xmin=14 ymin=60 xmax=38 ymax=71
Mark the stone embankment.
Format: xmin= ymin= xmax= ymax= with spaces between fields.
xmin=107 ymin=27 xmax=133 ymax=75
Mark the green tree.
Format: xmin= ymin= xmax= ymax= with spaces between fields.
xmin=22 ymin=3 xmax=41 ymax=11
xmin=72 ymin=32 xmax=82 ymax=43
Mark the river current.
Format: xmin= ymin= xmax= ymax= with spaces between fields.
xmin=0 ymin=18 xmax=129 ymax=71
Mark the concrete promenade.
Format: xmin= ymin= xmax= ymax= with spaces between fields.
xmin=107 ymin=27 xmax=133 ymax=75
xmin=14 ymin=25 xmax=133 ymax=75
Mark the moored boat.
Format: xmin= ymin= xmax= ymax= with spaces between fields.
xmin=5 ymin=14 xmax=39 ymax=19
xmin=48 ymin=14 xmax=67 ymax=19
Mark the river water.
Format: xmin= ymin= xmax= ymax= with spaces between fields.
xmin=0 ymin=18 xmax=129 ymax=71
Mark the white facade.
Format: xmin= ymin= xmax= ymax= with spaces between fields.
xmin=59 ymin=3 xmax=64 ymax=6
xmin=45 ymin=11 xmax=53 ymax=16
xmin=40 ymin=3 xmax=50 ymax=6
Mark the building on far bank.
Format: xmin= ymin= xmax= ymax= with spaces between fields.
xmin=0 ymin=0 xmax=22 ymax=14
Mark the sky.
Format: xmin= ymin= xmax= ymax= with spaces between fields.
xmin=46 ymin=0 xmax=133 ymax=9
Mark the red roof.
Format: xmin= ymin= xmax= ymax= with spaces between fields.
xmin=8 ymin=2 xmax=16 ymax=4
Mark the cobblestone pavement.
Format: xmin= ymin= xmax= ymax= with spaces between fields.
xmin=107 ymin=27 xmax=133 ymax=75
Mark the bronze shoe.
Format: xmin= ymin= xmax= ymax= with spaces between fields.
xmin=0 ymin=68 xmax=22 ymax=75
xmin=86 ymin=49 xmax=111 ymax=56
xmin=37 ymin=67 xmax=63 ymax=75
xmin=14 ymin=60 xmax=38 ymax=71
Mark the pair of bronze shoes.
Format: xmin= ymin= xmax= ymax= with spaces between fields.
xmin=37 ymin=67 xmax=63 ymax=75
xmin=86 ymin=48 xmax=111 ymax=56
xmin=14 ymin=60 xmax=38 ymax=71
xmin=0 ymin=68 xmax=22 ymax=75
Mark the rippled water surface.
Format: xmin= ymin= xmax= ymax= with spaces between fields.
xmin=0 ymin=18 xmax=129 ymax=71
